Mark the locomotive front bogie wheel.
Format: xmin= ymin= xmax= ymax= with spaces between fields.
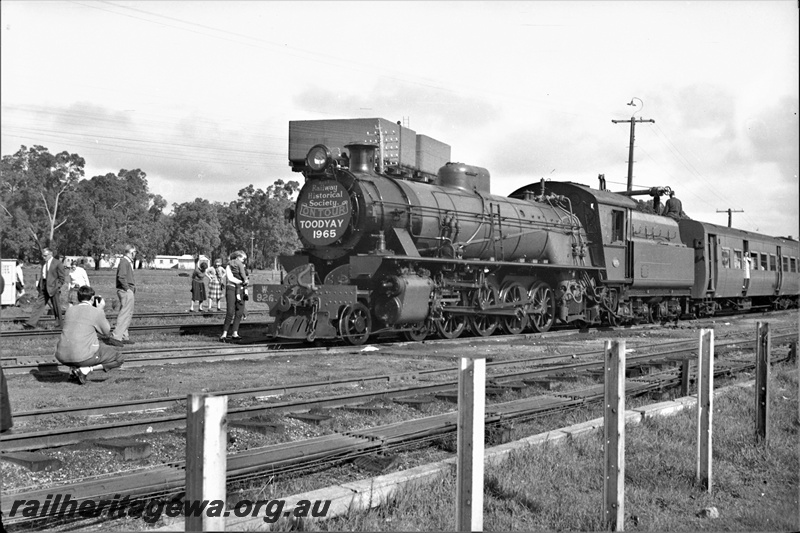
xmin=527 ymin=280 xmax=556 ymax=333
xmin=402 ymin=322 xmax=429 ymax=342
xmin=469 ymin=281 xmax=500 ymax=337
xmin=339 ymin=302 xmax=372 ymax=346
xmin=500 ymin=281 xmax=529 ymax=335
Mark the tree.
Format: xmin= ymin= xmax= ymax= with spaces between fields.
xmin=168 ymin=199 xmax=221 ymax=259
xmin=115 ymin=169 xmax=159 ymax=265
xmin=143 ymin=194 xmax=172 ymax=265
xmin=59 ymin=169 xmax=156 ymax=269
xmin=61 ymin=173 xmax=127 ymax=266
xmin=0 ymin=145 xmax=85 ymax=257
xmin=219 ymin=180 xmax=301 ymax=269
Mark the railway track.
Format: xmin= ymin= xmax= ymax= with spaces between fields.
xmin=2 ymin=311 xmax=793 ymax=375
xmin=0 ymin=320 xmax=272 ymax=340
xmin=0 ymin=323 xmax=590 ymax=374
xmin=0 ymin=309 xmax=271 ymax=324
xmin=2 ymin=339 xmax=793 ymax=530
xmin=3 ymin=331 xmax=795 ymax=452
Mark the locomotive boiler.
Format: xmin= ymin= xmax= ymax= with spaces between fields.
xmin=255 ymin=120 xmax=616 ymax=344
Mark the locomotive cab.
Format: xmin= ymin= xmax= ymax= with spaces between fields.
xmin=511 ymin=181 xmax=694 ymax=323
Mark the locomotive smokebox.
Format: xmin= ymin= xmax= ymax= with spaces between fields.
xmin=436 ymin=162 xmax=491 ymax=194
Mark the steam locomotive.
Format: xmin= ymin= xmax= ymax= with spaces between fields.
xmin=253 ymin=119 xmax=799 ymax=345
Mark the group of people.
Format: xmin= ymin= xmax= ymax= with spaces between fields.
xmin=20 ymin=245 xmax=137 ymax=385
xmin=188 ymin=259 xmax=226 ymax=312
xmin=652 ymin=190 xmax=684 ymax=220
xmin=15 ymin=254 xmax=93 ymax=310
xmin=17 ymin=245 xmax=251 ymax=385
xmin=188 ymin=250 xmax=250 ymax=342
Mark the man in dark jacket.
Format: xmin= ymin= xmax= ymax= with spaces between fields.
xmin=109 ymin=244 xmax=137 ymax=346
xmin=24 ymin=247 xmax=66 ymax=328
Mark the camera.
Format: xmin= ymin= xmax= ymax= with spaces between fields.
xmin=93 ymin=296 xmax=102 ymax=307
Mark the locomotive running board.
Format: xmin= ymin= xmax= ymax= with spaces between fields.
xmin=355 ymin=254 xmax=603 ymax=270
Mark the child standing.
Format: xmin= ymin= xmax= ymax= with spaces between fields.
xmin=206 ymin=262 xmax=223 ymax=311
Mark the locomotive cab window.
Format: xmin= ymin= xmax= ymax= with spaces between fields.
xmin=611 ymin=210 xmax=625 ymax=242
xmin=769 ymin=254 xmax=777 ymax=271
xmin=733 ymin=250 xmax=743 ymax=269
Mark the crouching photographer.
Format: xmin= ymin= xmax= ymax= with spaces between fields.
xmin=55 ymin=286 xmax=126 ymax=385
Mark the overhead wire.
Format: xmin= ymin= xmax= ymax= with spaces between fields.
xmin=647 ymin=122 xmax=761 ymax=229
xmin=609 ymin=120 xmax=767 ymax=230
xmin=4 ymin=2 xmax=791 ymax=236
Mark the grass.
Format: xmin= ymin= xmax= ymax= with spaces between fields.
xmin=296 ymin=363 xmax=799 ymax=532
xmin=2 ymin=265 xmax=280 ymax=321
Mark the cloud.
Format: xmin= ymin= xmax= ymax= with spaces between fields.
xmin=745 ymin=94 xmax=800 ymax=182
xmin=293 ymin=78 xmax=501 ymax=134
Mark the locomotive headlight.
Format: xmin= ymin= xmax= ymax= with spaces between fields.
xmin=307 ymin=144 xmax=333 ymax=172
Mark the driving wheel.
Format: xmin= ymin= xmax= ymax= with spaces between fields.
xmin=469 ymin=281 xmax=500 ymax=337
xmin=500 ymin=281 xmax=529 ymax=335
xmin=527 ymin=280 xmax=555 ymax=333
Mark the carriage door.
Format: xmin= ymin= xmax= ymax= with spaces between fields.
xmin=707 ymin=234 xmax=718 ymax=293
xmin=776 ymin=246 xmax=783 ymax=294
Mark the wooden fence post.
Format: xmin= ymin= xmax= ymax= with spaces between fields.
xmin=186 ymin=394 xmax=228 ymax=532
xmin=755 ymin=322 xmax=770 ymax=443
xmin=680 ymin=358 xmax=691 ymax=397
xmin=456 ymin=356 xmax=485 ymax=532
xmin=696 ymin=329 xmax=713 ymax=491
xmin=603 ymin=340 xmax=625 ymax=531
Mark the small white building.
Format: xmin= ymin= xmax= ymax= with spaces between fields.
xmin=1 ymin=259 xmax=16 ymax=306
xmin=64 ymin=256 xmax=96 ymax=268
xmin=153 ymin=254 xmax=210 ymax=270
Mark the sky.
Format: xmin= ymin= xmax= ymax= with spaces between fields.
xmin=1 ymin=1 xmax=798 ymax=238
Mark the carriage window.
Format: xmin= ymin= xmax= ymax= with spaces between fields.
xmin=783 ymin=257 xmax=789 ymax=272
xmin=733 ymin=250 xmax=743 ymax=269
xmin=760 ymin=253 xmax=768 ymax=270
xmin=769 ymin=254 xmax=777 ymax=271
xmin=720 ymin=248 xmax=731 ymax=268
xmin=791 ymin=258 xmax=797 ymax=272
xmin=611 ymin=210 xmax=624 ymax=242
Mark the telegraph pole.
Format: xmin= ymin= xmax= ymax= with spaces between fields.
xmin=250 ymin=231 xmax=255 ymax=264
xmin=612 ymin=98 xmax=654 ymax=193
xmin=717 ymin=208 xmax=743 ymax=228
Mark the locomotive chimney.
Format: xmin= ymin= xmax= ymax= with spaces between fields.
xmin=344 ymin=143 xmax=378 ymax=173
